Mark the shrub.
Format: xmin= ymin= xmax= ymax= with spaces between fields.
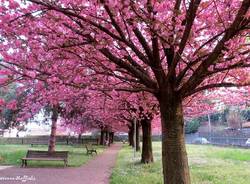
xmin=185 ymin=119 xmax=200 ymax=134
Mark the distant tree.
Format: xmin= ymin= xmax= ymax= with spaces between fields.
xmin=227 ymin=108 xmax=243 ymax=129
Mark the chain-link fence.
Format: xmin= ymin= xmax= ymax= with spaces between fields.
xmin=185 ymin=132 xmax=250 ymax=148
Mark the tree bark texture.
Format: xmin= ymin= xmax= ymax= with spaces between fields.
xmin=128 ymin=124 xmax=135 ymax=147
xmin=100 ymin=129 xmax=105 ymax=145
xmin=105 ymin=130 xmax=110 ymax=146
xmin=136 ymin=121 xmax=140 ymax=151
xmin=158 ymin=93 xmax=191 ymax=184
xmin=48 ymin=106 xmax=59 ymax=153
xmin=78 ymin=134 xmax=82 ymax=144
xmin=141 ymin=118 xmax=154 ymax=163
xmin=109 ymin=132 xmax=114 ymax=144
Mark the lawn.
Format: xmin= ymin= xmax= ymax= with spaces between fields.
xmin=0 ymin=144 xmax=105 ymax=167
xmin=111 ymin=143 xmax=250 ymax=184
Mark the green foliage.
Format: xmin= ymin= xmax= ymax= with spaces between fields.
xmin=0 ymin=84 xmax=18 ymax=129
xmin=241 ymin=108 xmax=250 ymax=121
xmin=111 ymin=143 xmax=250 ymax=184
xmin=197 ymin=108 xmax=229 ymax=125
xmin=0 ymin=84 xmax=28 ymax=129
xmin=185 ymin=119 xmax=200 ymax=134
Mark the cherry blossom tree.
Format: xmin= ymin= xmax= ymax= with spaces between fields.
xmin=11 ymin=76 xmax=92 ymax=152
xmin=0 ymin=1 xmax=250 ymax=183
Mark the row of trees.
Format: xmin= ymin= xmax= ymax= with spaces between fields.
xmin=0 ymin=1 xmax=249 ymax=183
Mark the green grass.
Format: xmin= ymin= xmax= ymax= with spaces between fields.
xmin=0 ymin=144 xmax=105 ymax=167
xmin=111 ymin=143 xmax=250 ymax=184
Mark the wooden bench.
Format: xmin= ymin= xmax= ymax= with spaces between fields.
xmin=21 ymin=150 xmax=69 ymax=167
xmin=78 ymin=138 xmax=99 ymax=145
xmin=85 ymin=144 xmax=97 ymax=155
xmin=30 ymin=141 xmax=48 ymax=147
xmin=31 ymin=141 xmax=68 ymax=147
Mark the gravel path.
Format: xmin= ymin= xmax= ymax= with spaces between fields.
xmin=0 ymin=143 xmax=122 ymax=184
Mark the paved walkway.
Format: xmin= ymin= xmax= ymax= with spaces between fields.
xmin=0 ymin=144 xmax=122 ymax=184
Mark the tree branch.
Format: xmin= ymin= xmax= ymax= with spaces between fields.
xmin=180 ymin=0 xmax=250 ymax=96
xmin=186 ymin=82 xmax=250 ymax=97
xmin=100 ymin=48 xmax=157 ymax=90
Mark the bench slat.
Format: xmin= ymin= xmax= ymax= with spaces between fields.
xmin=22 ymin=158 xmax=65 ymax=161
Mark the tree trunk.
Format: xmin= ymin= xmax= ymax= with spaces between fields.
xmin=105 ymin=130 xmax=110 ymax=146
xmin=78 ymin=134 xmax=82 ymax=144
xmin=109 ymin=132 xmax=112 ymax=144
xmin=128 ymin=129 xmax=131 ymax=145
xmin=112 ymin=132 xmax=114 ymax=143
xmin=48 ymin=106 xmax=59 ymax=153
xmin=109 ymin=132 xmax=114 ymax=144
xmin=136 ymin=121 xmax=140 ymax=151
xmin=141 ymin=118 xmax=153 ymax=163
xmin=128 ymin=124 xmax=134 ymax=147
xmin=159 ymin=95 xmax=191 ymax=184
xmin=100 ymin=129 xmax=105 ymax=145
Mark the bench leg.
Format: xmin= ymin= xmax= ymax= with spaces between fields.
xmin=64 ymin=159 xmax=68 ymax=167
xmin=21 ymin=160 xmax=24 ymax=167
xmin=25 ymin=160 xmax=27 ymax=167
